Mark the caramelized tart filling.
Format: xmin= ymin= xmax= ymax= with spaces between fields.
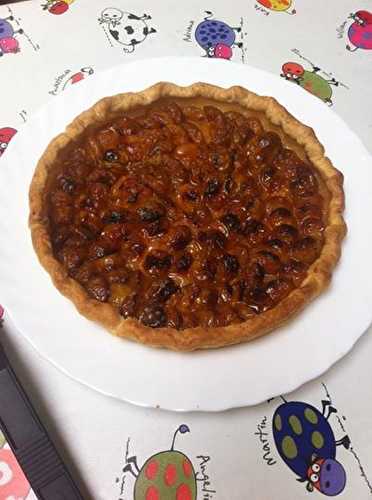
xmin=47 ymin=99 xmax=327 ymax=329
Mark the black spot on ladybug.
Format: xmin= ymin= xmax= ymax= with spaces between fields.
xmin=109 ymin=30 xmax=119 ymax=41
xmin=124 ymin=25 xmax=134 ymax=35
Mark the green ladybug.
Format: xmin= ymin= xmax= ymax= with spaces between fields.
xmin=281 ymin=62 xmax=340 ymax=106
xmin=124 ymin=425 xmax=197 ymax=500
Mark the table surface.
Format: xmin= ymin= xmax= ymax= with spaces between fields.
xmin=0 ymin=1 xmax=372 ymax=499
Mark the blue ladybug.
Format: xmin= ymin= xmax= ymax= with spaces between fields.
xmin=195 ymin=11 xmax=242 ymax=59
xmin=272 ymin=397 xmax=350 ymax=496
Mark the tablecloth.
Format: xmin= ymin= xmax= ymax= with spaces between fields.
xmin=0 ymin=0 xmax=372 ymax=499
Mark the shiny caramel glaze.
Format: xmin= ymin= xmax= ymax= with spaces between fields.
xmin=47 ymin=99 xmax=327 ymax=329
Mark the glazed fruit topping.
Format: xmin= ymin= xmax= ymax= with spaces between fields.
xmin=48 ymin=100 xmax=326 ymax=329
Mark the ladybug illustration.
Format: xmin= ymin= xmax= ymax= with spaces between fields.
xmin=257 ymin=0 xmax=296 ymax=14
xmin=62 ymin=66 xmax=94 ymax=90
xmin=281 ymin=62 xmax=340 ymax=106
xmin=0 ymin=16 xmax=23 ymax=56
xmin=272 ymin=397 xmax=350 ymax=496
xmin=346 ymin=10 xmax=372 ymax=52
xmin=0 ymin=127 xmax=17 ymax=157
xmin=124 ymin=425 xmax=197 ymax=500
xmin=195 ymin=11 xmax=242 ymax=59
xmin=42 ymin=0 xmax=75 ymax=15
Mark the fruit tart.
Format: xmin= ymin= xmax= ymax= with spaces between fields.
xmin=29 ymin=82 xmax=346 ymax=351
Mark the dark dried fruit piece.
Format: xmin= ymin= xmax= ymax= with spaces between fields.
xmin=138 ymin=206 xmax=163 ymax=223
xmin=223 ymin=254 xmax=240 ymax=274
xmin=170 ymin=226 xmax=192 ymax=250
xmin=104 ymin=150 xmax=119 ymax=162
xmin=152 ymin=279 xmax=179 ymax=302
xmin=265 ymin=279 xmax=292 ymax=302
xmin=105 ymin=211 xmax=124 ymax=223
xmin=198 ymin=230 xmax=226 ymax=249
xmin=209 ymin=148 xmax=231 ymax=170
xmin=139 ymin=305 xmax=167 ymax=328
xmin=221 ymin=213 xmax=241 ymax=232
xmin=260 ymin=166 xmax=277 ymax=187
xmin=266 ymin=238 xmax=287 ymax=252
xmin=282 ymin=259 xmax=308 ymax=281
xmin=58 ymin=246 xmax=86 ymax=272
xmin=204 ymin=179 xmax=220 ymax=198
xmin=60 ymin=177 xmax=75 ymax=194
xmin=276 ymin=224 xmax=298 ymax=244
xmin=254 ymin=250 xmax=281 ymax=274
xmin=241 ymin=219 xmax=266 ymax=240
xmin=52 ymin=226 xmax=71 ymax=249
xmin=183 ymin=189 xmax=199 ymax=201
xmin=175 ymin=253 xmax=193 ymax=272
xmin=131 ymin=242 xmax=145 ymax=255
xmin=144 ymin=251 xmax=172 ymax=272
xmin=223 ymin=177 xmax=235 ymax=194
xmin=87 ymin=240 xmax=111 ymax=260
xmin=203 ymin=259 xmax=218 ymax=279
xmin=86 ymin=275 xmax=109 ymax=302
xmin=248 ymin=286 xmax=270 ymax=306
xmin=145 ymin=219 xmax=169 ymax=237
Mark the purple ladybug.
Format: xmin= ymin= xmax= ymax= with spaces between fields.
xmin=195 ymin=11 xmax=242 ymax=59
xmin=272 ymin=396 xmax=350 ymax=496
xmin=0 ymin=16 xmax=23 ymax=57
xmin=0 ymin=16 xmax=23 ymax=40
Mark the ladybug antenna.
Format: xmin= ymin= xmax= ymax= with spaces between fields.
xmin=285 ymin=9 xmax=296 ymax=15
xmin=280 ymin=395 xmax=288 ymax=403
xmin=204 ymin=10 xmax=214 ymax=20
xmin=171 ymin=425 xmax=190 ymax=451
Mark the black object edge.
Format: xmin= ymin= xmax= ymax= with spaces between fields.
xmin=0 ymin=342 xmax=85 ymax=499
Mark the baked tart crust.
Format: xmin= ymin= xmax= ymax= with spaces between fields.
xmin=29 ymin=82 xmax=346 ymax=351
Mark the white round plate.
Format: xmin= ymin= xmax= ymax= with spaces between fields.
xmin=1 ymin=57 xmax=371 ymax=412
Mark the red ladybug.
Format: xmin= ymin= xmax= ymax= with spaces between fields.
xmin=43 ymin=1 xmax=73 ymax=15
